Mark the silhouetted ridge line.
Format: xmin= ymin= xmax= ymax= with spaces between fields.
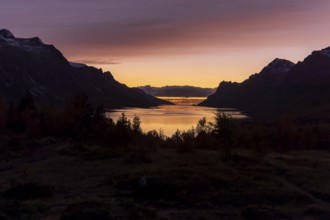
xmin=0 ymin=29 xmax=171 ymax=108
xmin=199 ymin=49 xmax=330 ymax=120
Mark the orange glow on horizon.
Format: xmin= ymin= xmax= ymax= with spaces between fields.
xmin=24 ymin=0 xmax=329 ymax=89
xmin=69 ymin=45 xmax=326 ymax=88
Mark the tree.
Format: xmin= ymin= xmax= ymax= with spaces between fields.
xmin=214 ymin=111 xmax=233 ymax=159
xmin=93 ymin=105 xmax=106 ymax=122
xmin=132 ymin=114 xmax=142 ymax=133
xmin=196 ymin=117 xmax=212 ymax=135
xmin=64 ymin=93 xmax=94 ymax=135
xmin=116 ymin=113 xmax=131 ymax=129
xmin=196 ymin=117 xmax=207 ymax=135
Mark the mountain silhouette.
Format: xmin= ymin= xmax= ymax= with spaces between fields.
xmin=0 ymin=29 xmax=170 ymax=108
xmin=199 ymin=48 xmax=330 ymax=120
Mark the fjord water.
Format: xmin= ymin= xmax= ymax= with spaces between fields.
xmin=106 ymin=97 xmax=247 ymax=136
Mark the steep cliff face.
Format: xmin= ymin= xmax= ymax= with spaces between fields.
xmin=0 ymin=29 xmax=170 ymax=108
xmin=199 ymin=51 xmax=330 ymax=119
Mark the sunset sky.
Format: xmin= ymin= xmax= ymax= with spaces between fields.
xmin=1 ymin=0 xmax=330 ymax=87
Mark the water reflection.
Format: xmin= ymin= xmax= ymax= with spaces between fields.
xmin=106 ymin=97 xmax=247 ymax=136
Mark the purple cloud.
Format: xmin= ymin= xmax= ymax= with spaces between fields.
xmin=73 ymin=58 xmax=120 ymax=65
xmin=1 ymin=0 xmax=330 ymax=58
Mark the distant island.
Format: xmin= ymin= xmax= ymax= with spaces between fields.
xmin=138 ymin=85 xmax=216 ymax=97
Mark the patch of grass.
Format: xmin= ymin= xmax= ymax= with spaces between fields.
xmin=2 ymin=201 xmax=40 ymax=220
xmin=131 ymin=176 xmax=178 ymax=200
xmin=59 ymin=143 xmax=122 ymax=160
xmin=304 ymin=205 xmax=330 ymax=217
xmin=124 ymin=203 xmax=157 ymax=220
xmin=241 ymin=206 xmax=289 ymax=220
xmin=3 ymin=183 xmax=53 ymax=200
xmin=60 ymin=201 xmax=111 ymax=220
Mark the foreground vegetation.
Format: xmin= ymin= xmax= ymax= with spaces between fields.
xmin=0 ymin=93 xmax=330 ymax=219
xmin=1 ymin=93 xmax=330 ymax=155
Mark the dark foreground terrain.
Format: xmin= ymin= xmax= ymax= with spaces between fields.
xmin=0 ymin=135 xmax=330 ymax=220
xmin=0 ymin=94 xmax=330 ymax=219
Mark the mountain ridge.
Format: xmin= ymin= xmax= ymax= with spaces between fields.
xmin=199 ymin=49 xmax=330 ymax=120
xmin=0 ymin=29 xmax=170 ymax=108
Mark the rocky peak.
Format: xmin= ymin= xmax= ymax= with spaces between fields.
xmin=266 ymin=58 xmax=295 ymax=69
xmin=305 ymin=47 xmax=330 ymax=60
xmin=216 ymin=81 xmax=239 ymax=92
xmin=260 ymin=58 xmax=295 ymax=75
xmin=317 ymin=47 xmax=330 ymax=58
xmin=0 ymin=29 xmax=51 ymax=54
xmin=0 ymin=29 xmax=15 ymax=39
xmin=29 ymin=37 xmax=44 ymax=45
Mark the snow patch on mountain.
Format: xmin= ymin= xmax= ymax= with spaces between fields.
xmin=0 ymin=29 xmax=49 ymax=53
xmin=261 ymin=58 xmax=295 ymax=75
xmin=69 ymin=62 xmax=88 ymax=68
xmin=320 ymin=48 xmax=330 ymax=58
xmin=0 ymin=29 xmax=15 ymax=39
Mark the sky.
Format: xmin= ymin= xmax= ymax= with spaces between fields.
xmin=1 ymin=0 xmax=330 ymax=88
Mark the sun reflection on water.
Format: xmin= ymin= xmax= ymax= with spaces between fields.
xmin=106 ymin=97 xmax=247 ymax=136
